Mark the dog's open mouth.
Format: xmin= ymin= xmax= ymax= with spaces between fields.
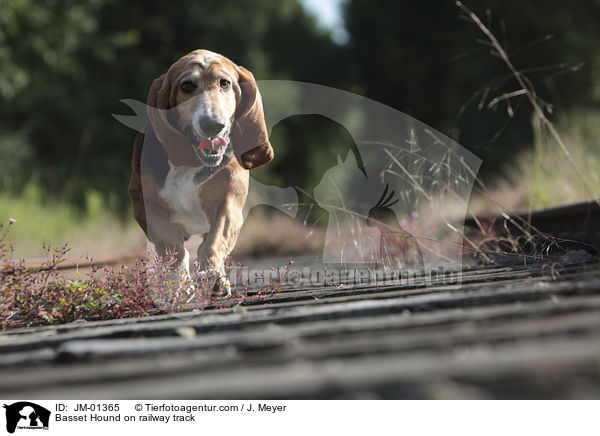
xmin=197 ymin=137 xmax=228 ymax=165
xmin=182 ymin=127 xmax=229 ymax=166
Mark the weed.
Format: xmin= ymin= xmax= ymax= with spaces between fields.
xmin=0 ymin=220 xmax=284 ymax=330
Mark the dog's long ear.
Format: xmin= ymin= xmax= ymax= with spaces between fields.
xmin=231 ymin=66 xmax=273 ymax=169
xmin=146 ymin=73 xmax=171 ymax=137
xmin=146 ymin=72 xmax=202 ymax=166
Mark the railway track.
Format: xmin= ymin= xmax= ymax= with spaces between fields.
xmin=21 ymin=250 xmax=144 ymax=272
xmin=1 ymin=256 xmax=599 ymax=399
xmin=465 ymin=199 xmax=600 ymax=252
xmin=0 ymin=201 xmax=598 ymax=399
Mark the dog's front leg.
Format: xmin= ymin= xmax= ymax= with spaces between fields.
xmin=196 ymin=195 xmax=245 ymax=295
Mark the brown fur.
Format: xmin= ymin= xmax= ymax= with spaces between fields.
xmin=128 ymin=49 xmax=272 ymax=286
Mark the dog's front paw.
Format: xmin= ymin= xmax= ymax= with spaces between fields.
xmin=195 ymin=269 xmax=232 ymax=297
xmin=214 ymin=274 xmax=232 ymax=297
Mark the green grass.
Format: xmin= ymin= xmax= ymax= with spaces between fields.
xmin=0 ymin=185 xmax=144 ymax=258
xmin=469 ymin=108 xmax=600 ymax=214
xmin=528 ymin=109 xmax=600 ymax=209
xmin=0 ymin=185 xmax=318 ymax=260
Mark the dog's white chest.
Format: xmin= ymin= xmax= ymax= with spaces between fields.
xmin=158 ymin=164 xmax=208 ymax=235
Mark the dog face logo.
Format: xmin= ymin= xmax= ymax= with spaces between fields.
xmin=115 ymin=79 xmax=482 ymax=291
xmin=3 ymin=402 xmax=50 ymax=434
xmin=367 ymin=184 xmax=424 ymax=268
xmin=314 ymin=151 xmax=382 ymax=263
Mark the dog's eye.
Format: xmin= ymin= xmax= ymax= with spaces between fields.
xmin=180 ymin=81 xmax=197 ymax=93
xmin=219 ymin=78 xmax=231 ymax=89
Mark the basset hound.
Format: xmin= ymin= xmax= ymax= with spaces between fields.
xmin=128 ymin=49 xmax=273 ymax=294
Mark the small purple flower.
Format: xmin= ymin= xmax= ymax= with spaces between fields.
xmin=410 ymin=211 xmax=419 ymax=219
xmin=400 ymin=219 xmax=409 ymax=228
xmin=9 ymin=218 xmax=17 ymax=223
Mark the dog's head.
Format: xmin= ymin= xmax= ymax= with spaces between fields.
xmin=147 ymin=49 xmax=273 ymax=169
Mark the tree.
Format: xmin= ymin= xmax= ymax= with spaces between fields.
xmin=0 ymin=0 xmax=347 ymax=210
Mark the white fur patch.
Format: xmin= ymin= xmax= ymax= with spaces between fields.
xmin=192 ymin=101 xmax=211 ymax=136
xmin=179 ymin=247 xmax=191 ymax=280
xmin=158 ymin=163 xmax=209 ymax=236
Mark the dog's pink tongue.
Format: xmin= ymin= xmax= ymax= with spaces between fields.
xmin=198 ymin=137 xmax=226 ymax=151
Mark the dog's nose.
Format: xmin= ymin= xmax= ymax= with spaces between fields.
xmin=198 ymin=117 xmax=225 ymax=137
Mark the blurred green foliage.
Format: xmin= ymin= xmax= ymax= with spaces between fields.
xmin=344 ymin=0 xmax=600 ymax=176
xmin=0 ymin=0 xmax=599 ymax=215
xmin=0 ymin=0 xmax=348 ymax=211
xmin=0 ymin=184 xmax=143 ymax=257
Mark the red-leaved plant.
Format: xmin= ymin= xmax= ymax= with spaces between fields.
xmin=0 ymin=220 xmax=284 ymax=330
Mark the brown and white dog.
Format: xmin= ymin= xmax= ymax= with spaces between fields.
xmin=128 ymin=49 xmax=273 ymax=294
